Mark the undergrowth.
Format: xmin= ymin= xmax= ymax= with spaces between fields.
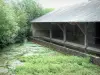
xmin=1 ymin=42 xmax=100 ymax=75
xmin=15 ymin=54 xmax=100 ymax=75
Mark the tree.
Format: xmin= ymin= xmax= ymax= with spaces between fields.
xmin=10 ymin=0 xmax=54 ymax=41
xmin=11 ymin=1 xmax=28 ymax=42
xmin=21 ymin=0 xmax=44 ymax=21
xmin=17 ymin=0 xmax=45 ymax=39
xmin=0 ymin=0 xmax=54 ymax=48
xmin=0 ymin=0 xmax=19 ymax=48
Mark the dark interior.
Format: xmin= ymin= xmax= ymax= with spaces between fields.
xmin=95 ymin=22 xmax=100 ymax=45
xmin=44 ymin=30 xmax=50 ymax=37
xmin=52 ymin=25 xmax=63 ymax=40
xmin=66 ymin=25 xmax=84 ymax=44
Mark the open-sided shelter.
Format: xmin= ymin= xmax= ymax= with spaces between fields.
xmin=31 ymin=0 xmax=100 ymax=55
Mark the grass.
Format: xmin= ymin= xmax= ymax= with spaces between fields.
xmin=15 ymin=55 xmax=100 ymax=75
xmin=14 ymin=43 xmax=100 ymax=75
xmin=1 ymin=42 xmax=100 ymax=75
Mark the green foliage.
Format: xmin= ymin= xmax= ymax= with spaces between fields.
xmin=11 ymin=0 xmax=51 ymax=41
xmin=19 ymin=0 xmax=46 ymax=39
xmin=6 ymin=42 xmax=99 ymax=75
xmin=21 ymin=0 xmax=44 ymax=21
xmin=1 ymin=42 xmax=100 ymax=75
xmin=11 ymin=1 xmax=28 ymax=43
xmin=0 ymin=0 xmax=54 ymax=48
xmin=0 ymin=0 xmax=19 ymax=47
xmin=15 ymin=55 xmax=100 ymax=75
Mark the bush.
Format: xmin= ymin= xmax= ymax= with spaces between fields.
xmin=0 ymin=0 xmax=19 ymax=48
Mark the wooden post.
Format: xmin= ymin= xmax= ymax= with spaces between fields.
xmin=63 ymin=25 xmax=66 ymax=42
xmin=84 ymin=23 xmax=88 ymax=50
xmin=50 ymin=29 xmax=52 ymax=39
xmin=50 ymin=25 xmax=52 ymax=42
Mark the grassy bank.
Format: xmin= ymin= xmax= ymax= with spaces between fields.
xmin=14 ymin=42 xmax=100 ymax=75
xmin=0 ymin=42 xmax=100 ymax=75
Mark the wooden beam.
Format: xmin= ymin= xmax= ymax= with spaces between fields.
xmin=57 ymin=24 xmax=64 ymax=32
xmin=75 ymin=23 xmax=85 ymax=35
